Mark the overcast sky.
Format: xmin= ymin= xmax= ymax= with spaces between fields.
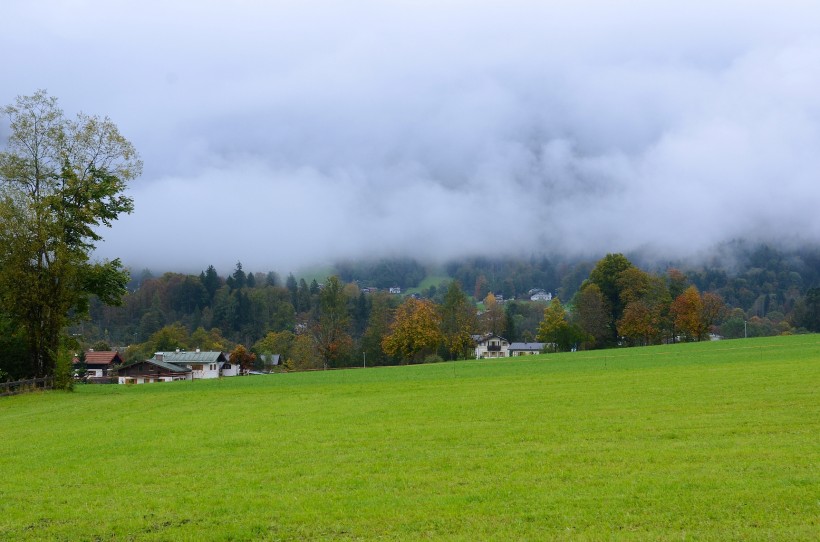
xmin=3 ymin=1 xmax=820 ymax=275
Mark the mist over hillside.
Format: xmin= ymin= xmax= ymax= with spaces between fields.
xmin=4 ymin=2 xmax=819 ymax=273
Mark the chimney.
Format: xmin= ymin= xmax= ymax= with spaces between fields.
xmin=156 ymin=353 xmax=163 ymax=362
xmin=175 ymin=348 xmax=180 ymax=353
xmin=196 ymin=347 xmax=201 ymax=353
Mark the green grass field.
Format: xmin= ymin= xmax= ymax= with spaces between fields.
xmin=2 ymin=336 xmax=819 ymax=541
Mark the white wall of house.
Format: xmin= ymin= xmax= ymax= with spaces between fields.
xmin=118 ymin=374 xmax=192 ymax=384
xmin=220 ymin=362 xmax=240 ymax=377
xmin=475 ymin=336 xmax=510 ymax=358
xmin=508 ymin=342 xmax=546 ymax=356
xmin=183 ymin=363 xmax=221 ymax=379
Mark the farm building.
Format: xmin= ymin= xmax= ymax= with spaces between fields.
xmin=508 ymin=342 xmax=547 ymax=356
xmin=116 ymin=350 xmax=241 ymax=384
xmin=152 ymin=350 xmax=234 ymax=379
xmin=117 ymin=358 xmax=192 ymax=384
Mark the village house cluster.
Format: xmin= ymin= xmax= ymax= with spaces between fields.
xmin=74 ymin=349 xmax=251 ymax=385
xmin=71 ymin=287 xmax=555 ymax=384
xmin=75 ymin=334 xmax=549 ymax=386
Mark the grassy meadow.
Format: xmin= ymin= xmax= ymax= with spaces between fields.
xmin=1 ymin=335 xmax=819 ymax=540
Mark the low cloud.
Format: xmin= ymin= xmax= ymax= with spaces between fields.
xmin=3 ymin=1 xmax=820 ymax=275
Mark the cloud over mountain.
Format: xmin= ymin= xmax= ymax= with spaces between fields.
xmin=3 ymin=1 xmax=820 ymax=274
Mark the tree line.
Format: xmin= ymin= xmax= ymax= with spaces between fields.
xmin=46 ymin=248 xmax=820 ymax=377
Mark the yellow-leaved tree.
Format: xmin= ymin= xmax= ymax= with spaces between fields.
xmin=382 ymin=298 xmax=443 ymax=363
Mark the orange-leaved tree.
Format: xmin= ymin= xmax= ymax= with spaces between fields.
xmin=382 ymin=298 xmax=443 ymax=363
xmin=670 ymin=286 xmax=725 ymax=341
xmin=229 ymin=344 xmax=256 ymax=372
xmin=671 ymin=286 xmax=704 ymax=340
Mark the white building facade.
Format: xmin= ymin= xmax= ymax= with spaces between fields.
xmin=474 ymin=334 xmax=510 ymax=358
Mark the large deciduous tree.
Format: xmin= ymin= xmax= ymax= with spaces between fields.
xmin=229 ymin=344 xmax=257 ymax=372
xmin=670 ymin=286 xmax=724 ymax=341
xmin=382 ymin=297 xmax=443 ymax=363
xmin=585 ymin=253 xmax=634 ymax=344
xmin=0 ymin=91 xmax=141 ymax=379
xmin=537 ymin=298 xmax=583 ymax=352
xmin=572 ymin=283 xmax=609 ymax=348
xmin=616 ymin=268 xmax=672 ymax=345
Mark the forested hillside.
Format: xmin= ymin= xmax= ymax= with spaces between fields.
xmin=44 ymin=243 xmax=806 ymax=363
xmin=4 ymin=240 xmax=819 ymax=380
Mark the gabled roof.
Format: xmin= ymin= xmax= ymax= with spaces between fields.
xmin=118 ymin=358 xmax=192 ymax=374
xmin=74 ymin=351 xmax=123 ymax=365
xmin=154 ymin=351 xmax=227 ymax=363
xmin=473 ymin=333 xmax=508 ymax=345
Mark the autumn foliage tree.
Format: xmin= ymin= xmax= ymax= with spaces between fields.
xmin=701 ymin=291 xmax=727 ymax=338
xmin=616 ymin=268 xmax=672 ymax=345
xmin=617 ymin=301 xmax=657 ymax=346
xmin=229 ymin=344 xmax=256 ymax=372
xmin=537 ymin=298 xmax=583 ymax=352
xmin=670 ymin=286 xmax=725 ymax=341
xmin=382 ymin=298 xmax=443 ymax=363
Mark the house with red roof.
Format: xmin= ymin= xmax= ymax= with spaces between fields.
xmin=73 ymin=350 xmax=124 ymax=378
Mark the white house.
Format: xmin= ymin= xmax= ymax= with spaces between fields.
xmin=153 ymin=350 xmax=231 ymax=379
xmin=529 ymin=290 xmax=552 ymax=302
xmin=508 ymin=342 xmax=547 ymax=356
xmin=473 ymin=334 xmax=510 ymax=359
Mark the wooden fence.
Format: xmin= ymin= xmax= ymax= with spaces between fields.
xmin=0 ymin=376 xmax=54 ymax=397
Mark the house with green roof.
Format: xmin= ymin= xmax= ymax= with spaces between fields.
xmin=153 ymin=350 xmax=238 ymax=379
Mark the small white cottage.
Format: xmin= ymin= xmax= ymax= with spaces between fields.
xmin=508 ymin=342 xmax=547 ymax=356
